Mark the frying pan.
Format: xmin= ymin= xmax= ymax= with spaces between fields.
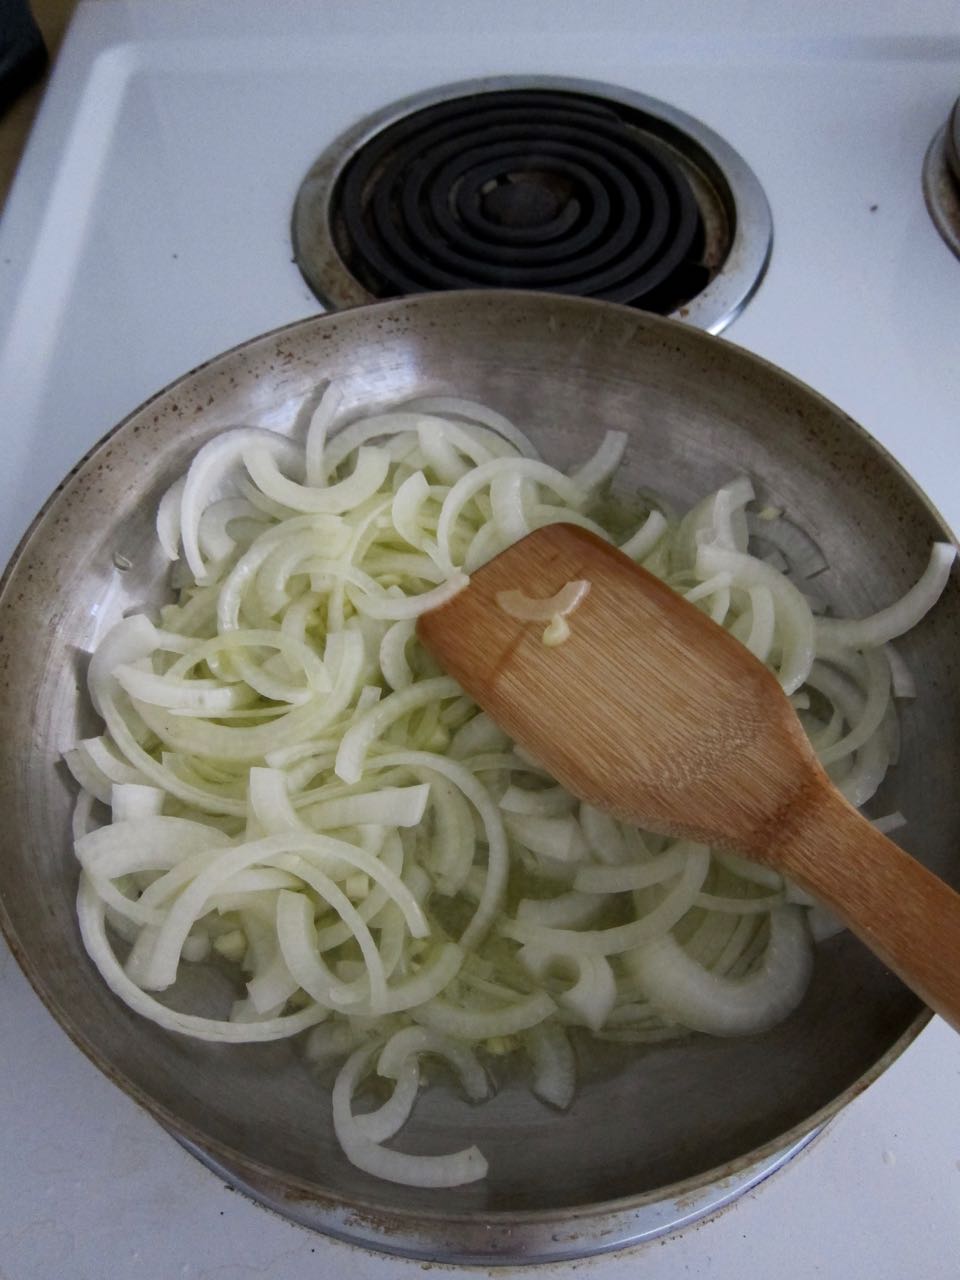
xmin=0 ymin=291 xmax=957 ymax=1264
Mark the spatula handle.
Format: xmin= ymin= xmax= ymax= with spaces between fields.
xmin=773 ymin=779 xmax=960 ymax=1032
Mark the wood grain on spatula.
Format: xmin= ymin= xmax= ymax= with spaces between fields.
xmin=417 ymin=522 xmax=960 ymax=1033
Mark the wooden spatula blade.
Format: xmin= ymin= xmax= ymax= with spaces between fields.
xmin=418 ymin=522 xmax=960 ymax=1033
xmin=418 ymin=523 xmax=817 ymax=856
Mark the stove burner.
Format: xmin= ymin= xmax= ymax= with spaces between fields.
xmin=923 ymin=97 xmax=960 ymax=262
xmin=292 ymin=77 xmax=774 ymax=333
xmin=333 ymin=92 xmax=705 ymax=312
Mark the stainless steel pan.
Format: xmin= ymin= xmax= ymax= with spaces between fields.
xmin=1 ymin=291 xmax=957 ymax=1263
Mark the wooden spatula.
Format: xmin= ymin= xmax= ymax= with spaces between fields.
xmin=417 ymin=522 xmax=960 ymax=1032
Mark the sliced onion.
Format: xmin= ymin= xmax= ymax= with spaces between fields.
xmin=504 ymin=813 xmax=589 ymax=863
xmin=816 ymin=542 xmax=955 ymax=648
xmin=113 ymin=664 xmax=259 ymax=714
xmin=156 ymin=476 xmax=186 ymax=560
xmin=133 ymin=631 xmax=364 ymax=763
xmin=746 ymin=511 xmax=827 ymax=579
xmin=518 ymin=948 xmax=616 ymax=1031
xmin=499 ymin=784 xmax=573 ymax=817
xmin=697 ymin=544 xmax=815 ymax=693
xmin=87 ymin=615 xmax=160 ymax=716
xmin=180 ymin=428 xmax=304 ymax=582
xmin=435 ymin=458 xmax=587 ymax=572
xmin=489 ymin=470 xmax=534 ymax=542
xmin=354 ymin=1059 xmax=421 ymax=1142
xmin=341 ymin=942 xmax=464 ymax=1017
xmin=620 ymin=509 xmax=668 ymax=562
xmin=626 ymin=906 xmax=813 ymax=1036
xmin=871 ymin=810 xmax=906 ymax=835
xmin=413 ymin=990 xmax=556 ymax=1040
xmin=578 ymin=803 xmax=632 ymax=865
xmin=349 ymin=572 xmax=469 ymax=621
xmin=448 ymin=712 xmax=510 ymax=759
xmin=111 ymin=782 xmax=164 ymax=822
xmin=304 ymin=380 xmax=346 ymax=486
xmin=524 ymin=1023 xmax=576 ymax=1110
xmin=304 ymin=785 xmax=430 ymax=830
xmin=571 ymin=430 xmax=627 ymax=493
xmin=72 ymin=391 xmax=954 ymax=1192
xmin=400 ymin=396 xmax=540 ymax=459
xmin=332 ymin=1046 xmax=487 ymax=1188
xmin=244 ymin=444 xmax=389 ymax=515
xmin=503 ymin=846 xmax=710 ymax=955
xmin=515 ymin=891 xmax=605 ymax=929
xmin=884 ymin=643 xmax=916 ymax=698
xmin=377 ymin=1025 xmax=489 ymax=1101
xmin=77 ymin=875 xmax=327 ymax=1042
xmin=276 ymin=888 xmax=388 ymax=1014
xmin=496 ymin=579 xmax=590 ymax=623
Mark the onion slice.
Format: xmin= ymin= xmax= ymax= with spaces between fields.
xmin=816 ymin=542 xmax=956 ymax=648
xmin=332 ymin=1046 xmax=488 ymax=1188
xmin=626 ymin=906 xmax=813 ymax=1036
xmin=496 ymin=579 xmax=590 ymax=623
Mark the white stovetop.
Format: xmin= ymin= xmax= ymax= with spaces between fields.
xmin=2 ymin=2 xmax=960 ymax=1276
